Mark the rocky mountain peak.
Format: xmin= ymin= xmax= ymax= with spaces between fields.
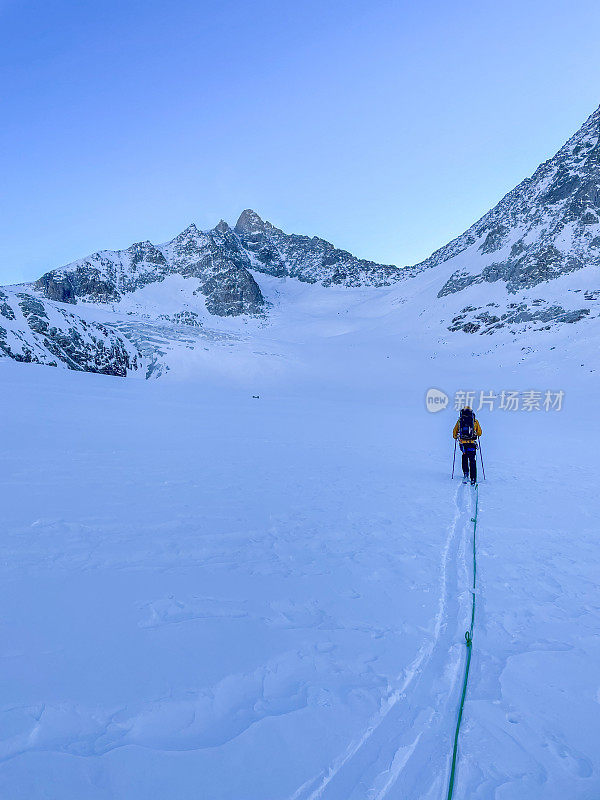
xmin=126 ymin=240 xmax=165 ymax=261
xmin=175 ymin=223 xmax=201 ymax=242
xmin=234 ymin=209 xmax=266 ymax=235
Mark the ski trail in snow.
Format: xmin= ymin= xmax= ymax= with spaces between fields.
xmin=365 ymin=485 xmax=473 ymax=800
xmin=370 ymin=731 xmax=423 ymax=800
xmin=294 ymin=485 xmax=473 ymax=800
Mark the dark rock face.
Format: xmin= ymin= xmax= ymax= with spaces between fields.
xmin=438 ymin=272 xmax=482 ymax=298
xmin=200 ymin=264 xmax=264 ymax=316
xmin=121 ymin=241 xmax=169 ymax=293
xmin=18 ymin=295 xmax=51 ymax=335
xmin=234 ymin=209 xmax=403 ymax=286
xmin=35 ymin=274 xmax=77 ymax=303
xmin=161 ymin=222 xmax=264 ymax=315
xmin=0 ymin=290 xmax=15 ymax=320
xmin=35 ymin=221 xmax=265 ymax=317
xmin=0 ymin=290 xmax=144 ymax=376
xmin=37 ymin=264 xmax=120 ymax=304
xmin=448 ymin=301 xmax=590 ymax=335
xmin=480 ymin=225 xmax=509 ymax=255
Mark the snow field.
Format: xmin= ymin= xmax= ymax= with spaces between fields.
xmin=1 ymin=313 xmax=599 ymax=798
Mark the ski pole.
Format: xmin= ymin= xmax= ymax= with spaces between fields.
xmin=478 ymin=438 xmax=486 ymax=481
xmin=451 ymin=438 xmax=457 ymax=479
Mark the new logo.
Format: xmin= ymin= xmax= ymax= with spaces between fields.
xmin=426 ymin=388 xmax=449 ymax=413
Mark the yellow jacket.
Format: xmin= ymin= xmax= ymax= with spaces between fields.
xmin=453 ymin=418 xmax=482 ymax=443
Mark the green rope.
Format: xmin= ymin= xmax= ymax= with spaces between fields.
xmin=446 ymin=483 xmax=479 ymax=800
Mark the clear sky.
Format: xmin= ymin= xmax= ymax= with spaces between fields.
xmin=1 ymin=0 xmax=599 ymax=283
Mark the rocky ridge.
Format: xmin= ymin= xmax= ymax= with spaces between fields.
xmin=35 ymin=221 xmax=265 ymax=317
xmin=34 ymin=211 xmax=403 ymax=319
xmin=233 ymin=209 xmax=403 ymax=287
xmin=0 ymin=288 xmax=144 ymax=376
xmin=419 ymin=106 xmax=600 ymax=296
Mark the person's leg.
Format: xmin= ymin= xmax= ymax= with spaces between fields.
xmin=462 ymin=452 xmax=469 ymax=477
xmin=469 ymin=451 xmax=477 ymax=483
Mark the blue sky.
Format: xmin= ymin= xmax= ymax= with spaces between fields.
xmin=1 ymin=0 xmax=599 ymax=283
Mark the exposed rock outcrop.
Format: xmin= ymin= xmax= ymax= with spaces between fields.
xmin=0 ymin=289 xmax=144 ymax=376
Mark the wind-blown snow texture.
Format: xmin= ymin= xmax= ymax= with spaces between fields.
xmin=1 ymin=322 xmax=598 ymax=799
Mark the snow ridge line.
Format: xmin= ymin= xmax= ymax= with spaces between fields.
xmin=446 ymin=482 xmax=479 ymax=800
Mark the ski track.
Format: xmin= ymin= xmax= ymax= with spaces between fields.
xmin=291 ymin=484 xmax=476 ymax=800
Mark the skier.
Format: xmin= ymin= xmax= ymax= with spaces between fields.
xmin=453 ymin=406 xmax=482 ymax=485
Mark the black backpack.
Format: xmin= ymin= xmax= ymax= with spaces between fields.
xmin=459 ymin=408 xmax=475 ymax=440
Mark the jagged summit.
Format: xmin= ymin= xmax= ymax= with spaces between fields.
xmin=234 ymin=209 xmax=266 ymax=235
xmin=32 ymin=210 xmax=403 ymax=318
xmin=4 ymin=103 xmax=600 ymax=380
xmin=233 ymin=210 xmax=402 ymax=286
xmin=215 ymin=219 xmax=230 ymax=233
xmin=175 ymin=223 xmax=201 ymax=240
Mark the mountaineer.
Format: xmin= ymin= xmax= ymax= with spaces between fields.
xmin=453 ymin=406 xmax=482 ymax=485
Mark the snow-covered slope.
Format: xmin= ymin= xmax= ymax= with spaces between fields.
xmin=0 ymin=287 xmax=145 ymax=376
xmin=419 ymin=105 xmax=600 ymax=285
xmin=34 ymin=220 xmax=265 ymax=317
xmin=1 ymin=331 xmax=598 ymax=799
xmin=410 ymin=104 xmax=600 ymax=335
